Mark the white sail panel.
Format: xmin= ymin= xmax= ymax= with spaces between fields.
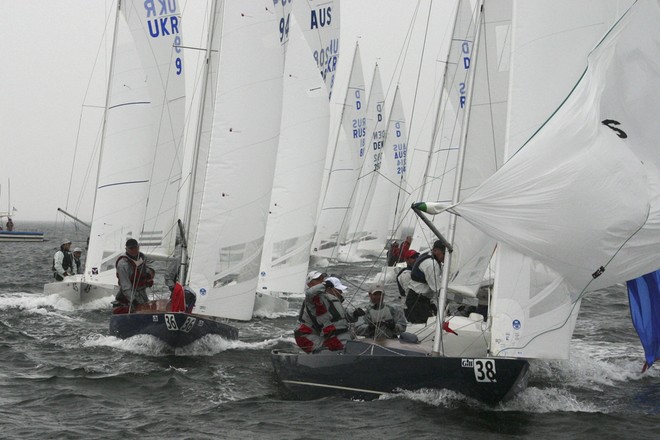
xmin=258 ymin=12 xmax=330 ymax=295
xmin=357 ymin=86 xmax=409 ymax=255
xmin=292 ymin=0 xmax=340 ymax=99
xmin=125 ymin=1 xmax=186 ymax=259
xmin=187 ymin=2 xmax=285 ymax=321
xmin=87 ymin=0 xmax=185 ymax=274
xmin=347 ymin=63 xmax=387 ymax=253
xmin=312 ymin=43 xmax=366 ymax=259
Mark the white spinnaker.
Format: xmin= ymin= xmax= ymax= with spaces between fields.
xmin=187 ymin=1 xmax=285 ymax=321
xmin=87 ymin=0 xmax=185 ymax=275
xmin=456 ymin=0 xmax=658 ymax=358
xmin=312 ymin=43 xmax=366 ymax=259
xmin=257 ymin=12 xmax=330 ymax=296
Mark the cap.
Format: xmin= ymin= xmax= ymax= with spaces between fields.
xmin=325 ymin=276 xmax=348 ymax=292
xmin=368 ymin=283 xmax=384 ymax=295
xmin=61 ymin=239 xmax=72 ymax=245
xmin=125 ymin=238 xmax=139 ymax=248
xmin=73 ymin=247 xmax=82 ymax=253
xmin=305 ymin=270 xmax=326 ymax=284
xmin=403 ymin=249 xmax=419 ymax=259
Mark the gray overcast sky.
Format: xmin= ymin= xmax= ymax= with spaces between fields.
xmin=1 ymin=0 xmax=453 ymax=222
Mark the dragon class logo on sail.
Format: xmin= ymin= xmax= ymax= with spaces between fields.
xmin=143 ymin=0 xmax=183 ymax=75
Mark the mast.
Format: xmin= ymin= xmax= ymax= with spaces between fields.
xmin=180 ymin=0 xmax=220 ymax=285
xmin=432 ymin=0 xmax=485 ymax=356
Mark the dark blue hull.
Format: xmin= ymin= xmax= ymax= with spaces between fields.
xmin=110 ymin=312 xmax=238 ymax=348
xmin=271 ymin=341 xmax=529 ymax=405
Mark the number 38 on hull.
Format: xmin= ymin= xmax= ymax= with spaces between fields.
xmin=271 ymin=340 xmax=529 ymax=405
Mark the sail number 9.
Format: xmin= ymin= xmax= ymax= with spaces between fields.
xmin=280 ymin=14 xmax=290 ymax=43
xmin=474 ymin=359 xmax=497 ymax=382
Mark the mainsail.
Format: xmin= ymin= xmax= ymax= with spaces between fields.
xmin=257 ymin=9 xmax=333 ymax=296
xmin=186 ymin=2 xmax=286 ymax=321
xmin=86 ymin=0 xmax=186 ymax=275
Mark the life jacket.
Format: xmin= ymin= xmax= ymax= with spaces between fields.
xmin=115 ymin=253 xmax=154 ymax=290
xmin=52 ymin=249 xmax=74 ymax=273
xmin=302 ymin=292 xmax=347 ymax=331
xmin=410 ymin=253 xmax=434 ymax=283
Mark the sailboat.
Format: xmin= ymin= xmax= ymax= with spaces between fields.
xmin=0 ymin=180 xmax=44 ymax=242
xmin=42 ymin=0 xmax=187 ymax=304
xmin=272 ymin=0 xmax=659 ymax=403
xmin=272 ymin=0 xmax=529 ymax=404
xmin=110 ymin=0 xmax=292 ymax=346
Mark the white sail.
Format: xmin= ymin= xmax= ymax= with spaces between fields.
xmin=414 ymin=0 xmax=511 ymax=298
xmin=186 ymin=1 xmax=285 ymax=321
xmin=86 ymin=0 xmax=186 ymax=275
xmin=257 ymin=11 xmax=331 ymax=296
xmin=311 ymin=43 xmax=367 ymax=259
xmin=455 ymin=0 xmax=657 ymax=358
xmin=360 ymin=85 xmax=409 ymax=254
xmin=291 ymin=0 xmax=341 ymax=99
xmin=346 ymin=63 xmax=387 ymax=252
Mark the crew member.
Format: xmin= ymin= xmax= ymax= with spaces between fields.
xmin=355 ymin=285 xmax=407 ymax=339
xmin=405 ymin=240 xmax=445 ymax=323
xmin=52 ymin=239 xmax=77 ymax=281
xmin=114 ymin=239 xmax=155 ymax=313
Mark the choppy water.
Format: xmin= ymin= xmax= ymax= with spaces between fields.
xmin=0 ymin=222 xmax=658 ymax=439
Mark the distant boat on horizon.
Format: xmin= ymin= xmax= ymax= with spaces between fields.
xmin=1 ymin=180 xmax=44 ymax=242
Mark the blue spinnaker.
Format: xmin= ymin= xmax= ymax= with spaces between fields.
xmin=626 ymin=269 xmax=660 ymax=371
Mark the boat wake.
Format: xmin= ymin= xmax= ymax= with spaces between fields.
xmin=0 ymin=292 xmax=77 ymax=313
xmin=0 ymin=292 xmax=112 ymax=312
